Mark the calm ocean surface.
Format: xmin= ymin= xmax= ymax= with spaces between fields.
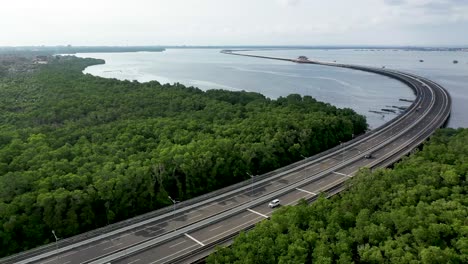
xmin=79 ymin=49 xmax=467 ymax=129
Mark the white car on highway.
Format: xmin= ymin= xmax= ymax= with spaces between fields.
xmin=268 ymin=199 xmax=280 ymax=208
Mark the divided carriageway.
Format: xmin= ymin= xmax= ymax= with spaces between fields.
xmin=2 ymin=51 xmax=451 ymax=264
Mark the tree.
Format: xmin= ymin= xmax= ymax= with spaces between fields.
xmin=208 ymin=128 xmax=468 ymax=263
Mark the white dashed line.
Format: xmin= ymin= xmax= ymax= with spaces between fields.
xmin=332 ymin=171 xmax=352 ymax=178
xmin=208 ymin=225 xmax=223 ymax=232
xmin=148 ymin=229 xmax=162 ymax=235
xmin=60 ymin=251 xmax=77 ymax=258
xmin=187 ymin=214 xmax=203 ymax=220
xmin=118 ymin=231 xmax=134 ymax=238
xmin=149 ymin=244 xmax=199 ymax=264
xmin=169 ymin=240 xmax=187 ymax=248
xmin=203 ymin=216 xmax=264 ymax=244
xmin=146 ymin=223 xmax=162 ymax=230
xmin=103 ymin=243 xmax=123 ymax=251
xmin=38 ymin=258 xmax=57 ymax=264
xmin=198 ymin=203 xmax=216 ymax=210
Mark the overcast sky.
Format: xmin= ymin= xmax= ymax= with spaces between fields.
xmin=1 ymin=0 xmax=468 ymax=46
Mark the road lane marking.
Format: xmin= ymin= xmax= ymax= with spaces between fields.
xmin=242 ymin=213 xmax=252 ymax=218
xmin=293 ymin=174 xmax=303 ymax=180
xmin=98 ymin=240 xmax=109 ymax=245
xmin=247 ymin=209 xmax=269 ymax=219
xmin=38 ymin=258 xmax=58 ymax=264
xmin=204 ymin=216 xmax=263 ymax=244
xmin=127 ymin=259 xmax=141 ymax=264
xmin=286 ymin=193 xmax=311 ymax=206
xmin=245 ymin=181 xmax=277 ymax=196
xmin=84 ymin=244 xmax=95 ymax=250
xmin=103 ymin=243 xmax=123 ymax=251
xmin=146 ymin=224 xmax=163 ymax=234
xmin=146 ymin=223 xmax=162 ymax=229
xmin=184 ymin=233 xmax=205 ymax=246
xmin=198 ymin=203 xmax=216 ymax=210
xmin=187 ymin=213 xmax=203 ymax=220
xmin=332 ymin=171 xmax=352 ymax=178
xmin=219 ymin=202 xmax=233 ymax=207
xmin=284 ymin=172 xmax=296 ymax=179
xmin=148 ymin=229 xmax=162 ymax=235
xmin=272 ymin=182 xmax=283 ymax=188
xmin=209 ymin=225 xmax=223 ymax=232
xmin=118 ymin=231 xmax=135 ymax=238
xmin=318 ymin=173 xmax=356 ymax=193
xmin=149 ymin=244 xmax=199 ymax=264
xmin=60 ymin=251 xmax=77 ymax=258
xmin=169 ymin=240 xmax=187 ymax=248
xmin=295 ymin=188 xmax=317 ymax=196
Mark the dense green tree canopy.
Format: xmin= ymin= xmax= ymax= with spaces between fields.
xmin=207 ymin=128 xmax=468 ymax=263
xmin=0 ymin=56 xmax=367 ymax=257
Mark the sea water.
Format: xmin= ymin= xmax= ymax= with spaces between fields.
xmin=79 ymin=49 xmax=467 ymax=129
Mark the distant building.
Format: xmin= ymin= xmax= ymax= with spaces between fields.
xmin=34 ymin=55 xmax=49 ymax=64
xmin=294 ymin=56 xmax=309 ymax=63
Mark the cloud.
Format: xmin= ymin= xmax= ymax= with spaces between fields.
xmin=416 ymin=0 xmax=468 ymax=12
xmin=277 ymin=0 xmax=301 ymax=6
xmin=384 ymin=0 xmax=406 ymax=5
xmin=384 ymin=0 xmax=468 ymax=8
xmin=1 ymin=0 xmax=468 ymax=46
xmin=381 ymin=0 xmax=468 ymax=23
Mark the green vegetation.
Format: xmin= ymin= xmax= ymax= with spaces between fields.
xmin=0 ymin=56 xmax=366 ymax=256
xmin=208 ymin=128 xmax=468 ymax=264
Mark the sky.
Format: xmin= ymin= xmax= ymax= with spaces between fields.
xmin=1 ymin=0 xmax=468 ymax=46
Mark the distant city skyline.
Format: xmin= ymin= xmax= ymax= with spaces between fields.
xmin=2 ymin=0 xmax=468 ymax=46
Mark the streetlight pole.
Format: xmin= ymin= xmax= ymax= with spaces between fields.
xmin=247 ymin=173 xmax=254 ymax=202
xmin=168 ymin=196 xmax=179 ymax=231
xmin=300 ymin=155 xmax=308 ymax=180
xmin=340 ymin=141 xmax=344 ymax=162
xmin=51 ymin=230 xmax=59 ymax=264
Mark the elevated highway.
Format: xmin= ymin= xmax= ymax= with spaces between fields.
xmin=1 ymin=51 xmax=451 ymax=264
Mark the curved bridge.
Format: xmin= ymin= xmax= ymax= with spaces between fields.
xmin=3 ymin=51 xmax=451 ymax=264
